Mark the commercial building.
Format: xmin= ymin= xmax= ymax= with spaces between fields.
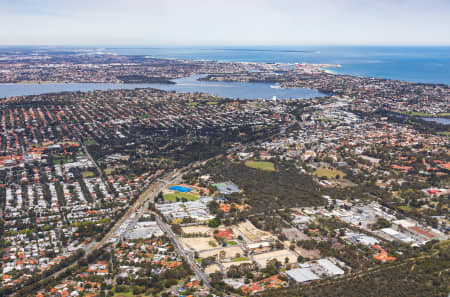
xmin=285 ymin=268 xmax=320 ymax=283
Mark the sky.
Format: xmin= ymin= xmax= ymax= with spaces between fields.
xmin=0 ymin=0 xmax=449 ymax=46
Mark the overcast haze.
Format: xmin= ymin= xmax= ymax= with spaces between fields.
xmin=1 ymin=0 xmax=450 ymax=46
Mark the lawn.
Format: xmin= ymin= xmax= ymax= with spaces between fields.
xmin=104 ymin=168 xmax=114 ymax=175
xmin=187 ymin=102 xmax=199 ymax=106
xmin=232 ymin=257 xmax=249 ymax=262
xmin=319 ymin=118 xmax=339 ymax=123
xmin=245 ymin=160 xmax=276 ymax=171
xmin=113 ymin=292 xmax=134 ymax=297
xmin=206 ymin=101 xmax=218 ymax=105
xmin=227 ymin=241 xmax=238 ymax=246
xmin=84 ymin=139 xmax=99 ymax=146
xmin=394 ymin=110 xmax=433 ymax=117
xmin=313 ymin=167 xmax=346 ymax=179
xmin=394 ymin=110 xmax=450 ymax=118
xmin=397 ymin=205 xmax=416 ymax=213
xmin=82 ymin=171 xmax=96 ymax=178
xmin=172 ymin=218 xmax=183 ymax=224
xmin=112 ymin=286 xmax=133 ymax=297
xmin=113 ymin=291 xmax=151 ymax=297
xmin=163 ymin=192 xmax=199 ymax=202
xmin=59 ymin=141 xmax=80 ymax=146
xmin=52 ymin=156 xmax=72 ymax=165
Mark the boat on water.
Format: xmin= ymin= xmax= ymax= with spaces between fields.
xmin=270 ymin=84 xmax=281 ymax=89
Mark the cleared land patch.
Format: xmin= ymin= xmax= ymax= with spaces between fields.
xmin=181 ymin=225 xmax=213 ymax=235
xmin=52 ymin=156 xmax=72 ymax=165
xmin=295 ymin=247 xmax=321 ymax=259
xmin=180 ymin=237 xmax=218 ymax=251
xmin=199 ymin=246 xmax=244 ymax=260
xmin=104 ymin=168 xmax=114 ymax=175
xmin=253 ymin=249 xmax=298 ymax=268
xmin=232 ymin=256 xmax=249 ymax=262
xmin=84 ymin=139 xmax=99 ymax=146
xmin=81 ymin=171 xmax=95 ymax=178
xmin=234 ymin=220 xmax=275 ymax=243
xmin=222 ymin=260 xmax=253 ymax=270
xmin=204 ymin=264 xmax=221 ymax=274
xmin=313 ymin=167 xmax=346 ymax=179
xmin=245 ymin=160 xmax=275 ymax=171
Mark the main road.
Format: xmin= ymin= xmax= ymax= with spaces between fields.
xmin=17 ymin=169 xmax=181 ymax=297
xmin=156 ymin=214 xmax=212 ymax=289
xmin=100 ymin=159 xmax=212 ymax=289
xmin=17 ymin=158 xmax=216 ymax=297
xmin=98 ymin=169 xmax=181 ymax=246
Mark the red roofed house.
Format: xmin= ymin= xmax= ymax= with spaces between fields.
xmin=214 ymin=229 xmax=234 ymax=240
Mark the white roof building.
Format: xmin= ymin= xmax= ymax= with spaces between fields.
xmin=316 ymin=259 xmax=345 ymax=276
xmin=285 ymin=268 xmax=320 ymax=283
xmin=247 ymin=241 xmax=271 ymax=250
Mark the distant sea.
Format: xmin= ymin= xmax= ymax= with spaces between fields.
xmin=0 ymin=46 xmax=448 ymax=99
xmin=105 ymin=46 xmax=450 ymax=85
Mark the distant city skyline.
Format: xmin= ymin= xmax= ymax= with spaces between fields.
xmin=1 ymin=0 xmax=450 ymax=46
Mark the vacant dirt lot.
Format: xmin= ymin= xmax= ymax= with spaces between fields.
xmin=295 ymin=247 xmax=321 ymax=259
xmin=180 ymin=237 xmax=218 ymax=251
xmin=313 ymin=167 xmax=346 ymax=179
xmin=222 ymin=260 xmax=253 ymax=270
xmin=199 ymin=246 xmax=244 ymax=260
xmin=182 ymin=225 xmax=214 ymax=235
xmin=253 ymin=249 xmax=298 ymax=268
xmin=204 ymin=264 xmax=221 ymax=274
xmin=234 ymin=220 xmax=275 ymax=242
xmin=282 ymin=227 xmax=310 ymax=241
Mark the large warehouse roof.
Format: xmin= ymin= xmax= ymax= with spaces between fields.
xmin=285 ymin=268 xmax=320 ymax=283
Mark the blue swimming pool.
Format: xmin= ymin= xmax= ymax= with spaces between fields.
xmin=169 ymin=186 xmax=192 ymax=192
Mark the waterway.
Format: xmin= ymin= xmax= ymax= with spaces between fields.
xmin=0 ymin=75 xmax=326 ymax=100
xmin=420 ymin=117 xmax=450 ymax=125
xmin=392 ymin=113 xmax=449 ymax=125
xmin=146 ymin=75 xmax=326 ymax=99
xmin=106 ymin=46 xmax=450 ymax=85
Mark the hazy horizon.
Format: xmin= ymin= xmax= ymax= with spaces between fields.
xmin=2 ymin=45 xmax=450 ymax=48
xmin=1 ymin=0 xmax=450 ymax=46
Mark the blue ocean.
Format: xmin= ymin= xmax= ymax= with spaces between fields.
xmin=1 ymin=46 xmax=448 ymax=100
xmin=106 ymin=46 xmax=450 ymax=85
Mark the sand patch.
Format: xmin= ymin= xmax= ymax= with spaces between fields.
xmin=295 ymin=247 xmax=321 ymax=259
xmin=222 ymin=260 xmax=253 ymax=270
xmin=199 ymin=246 xmax=244 ymax=260
xmin=234 ymin=220 xmax=275 ymax=242
xmin=253 ymin=249 xmax=298 ymax=268
xmin=180 ymin=237 xmax=218 ymax=251
xmin=182 ymin=225 xmax=214 ymax=235
xmin=204 ymin=264 xmax=221 ymax=274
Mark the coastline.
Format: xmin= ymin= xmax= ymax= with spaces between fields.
xmin=0 ymin=75 xmax=326 ymax=100
xmin=392 ymin=110 xmax=450 ymax=119
xmin=323 ymin=68 xmax=337 ymax=74
xmin=0 ymin=81 xmax=123 ymax=85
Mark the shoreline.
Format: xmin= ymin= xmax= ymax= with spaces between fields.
xmin=0 ymin=81 xmax=123 ymax=85
xmin=0 ymin=75 xmax=326 ymax=100
xmin=323 ymin=69 xmax=337 ymax=74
